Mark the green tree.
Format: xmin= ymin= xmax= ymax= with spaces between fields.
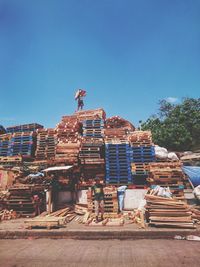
xmin=141 ymin=98 xmax=200 ymax=151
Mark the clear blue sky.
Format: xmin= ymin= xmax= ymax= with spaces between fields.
xmin=0 ymin=0 xmax=199 ymax=128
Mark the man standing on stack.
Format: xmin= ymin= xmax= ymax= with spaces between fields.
xmin=91 ymin=177 xmax=105 ymax=223
xmin=75 ymin=89 xmax=86 ymax=111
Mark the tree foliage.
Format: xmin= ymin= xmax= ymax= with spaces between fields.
xmin=141 ymin=98 xmax=200 ymax=151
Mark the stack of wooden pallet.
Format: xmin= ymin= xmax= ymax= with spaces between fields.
xmin=76 ymin=108 xmax=106 ymax=121
xmin=149 ymin=162 xmax=186 ymax=199
xmin=55 ymin=115 xmax=81 ymax=164
xmin=0 ymin=134 xmax=12 ymax=157
xmin=8 ymin=132 xmax=36 ymax=158
xmin=6 ymin=123 xmax=43 ymax=134
xmin=35 ymin=129 xmax=57 ymax=160
xmin=106 ymin=116 xmax=135 ymax=131
xmin=128 ymin=131 xmax=155 ymax=185
xmin=2 ymin=186 xmax=45 ymax=217
xmin=145 ymin=194 xmax=195 ymax=228
xmin=105 ymin=143 xmax=132 ymax=185
xmin=87 ymin=187 xmax=118 ymax=215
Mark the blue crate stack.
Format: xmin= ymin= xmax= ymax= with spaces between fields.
xmin=105 ymin=143 xmax=133 ymax=185
xmin=8 ymin=132 xmax=36 ymax=157
xmin=0 ymin=134 xmax=12 ymax=156
xmin=130 ymin=132 xmax=156 ymax=185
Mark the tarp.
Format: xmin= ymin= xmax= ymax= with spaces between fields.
xmin=182 ymin=166 xmax=200 ymax=187
xmin=42 ymin=166 xmax=73 ymax=172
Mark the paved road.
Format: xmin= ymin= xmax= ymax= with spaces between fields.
xmin=0 ymin=239 xmax=200 ymax=267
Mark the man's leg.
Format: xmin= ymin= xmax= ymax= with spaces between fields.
xmin=94 ymin=200 xmax=99 ymax=222
xmin=99 ymin=200 xmax=104 ymax=221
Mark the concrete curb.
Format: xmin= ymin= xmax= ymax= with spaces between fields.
xmin=0 ymin=229 xmax=199 ymax=240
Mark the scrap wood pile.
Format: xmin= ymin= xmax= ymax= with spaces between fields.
xmin=145 ymin=194 xmax=195 ymax=229
xmin=105 ymin=116 xmax=135 ymax=131
xmin=55 ymin=115 xmax=82 ymax=164
xmin=25 ymin=207 xmax=76 ymax=229
xmin=35 ymin=129 xmax=57 ymax=160
xmin=25 ymin=204 xmax=89 ymax=229
xmin=149 ymin=162 xmax=186 ymax=199
xmin=0 ymin=209 xmax=17 ymax=221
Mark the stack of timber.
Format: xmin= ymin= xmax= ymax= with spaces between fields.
xmin=35 ymin=129 xmax=57 ymax=160
xmin=76 ymin=108 xmax=106 ymax=121
xmin=55 ymin=115 xmax=81 ymax=164
xmin=24 ymin=207 xmax=76 ymax=229
xmin=105 ymin=143 xmax=132 ymax=185
xmin=129 ymin=131 xmax=155 ymax=185
xmin=145 ymin=194 xmax=195 ymax=229
xmin=0 ymin=134 xmax=12 ymax=157
xmin=0 ymin=125 xmax=6 ymax=135
xmin=8 ymin=132 xmax=36 ymax=158
xmin=149 ymin=162 xmax=186 ymax=198
xmin=87 ymin=187 xmax=118 ymax=214
xmin=6 ymin=123 xmax=43 ymax=134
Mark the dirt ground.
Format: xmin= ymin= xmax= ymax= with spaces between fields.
xmin=0 ymin=239 xmax=200 ymax=267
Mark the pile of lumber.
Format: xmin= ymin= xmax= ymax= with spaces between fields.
xmin=149 ymin=162 xmax=186 ymax=198
xmin=35 ymin=129 xmax=57 ymax=160
xmin=0 ymin=209 xmax=17 ymax=221
xmin=24 ymin=207 xmax=76 ymax=229
xmin=25 ymin=205 xmax=88 ymax=229
xmin=104 ymin=128 xmax=128 ymax=144
xmin=145 ymin=194 xmax=195 ymax=228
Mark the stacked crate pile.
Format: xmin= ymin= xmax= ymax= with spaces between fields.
xmin=129 ymin=131 xmax=155 ymax=185
xmin=8 ymin=132 xmax=36 ymax=158
xmin=105 ymin=117 xmax=134 ymax=185
xmin=6 ymin=123 xmax=43 ymax=133
xmin=87 ymin=187 xmax=118 ymax=215
xmin=0 ymin=134 xmax=12 ymax=157
xmin=149 ymin=162 xmax=186 ymax=199
xmin=77 ymin=109 xmax=106 ymax=184
xmin=55 ymin=115 xmax=82 ymax=164
xmin=35 ymin=129 xmax=57 ymax=160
